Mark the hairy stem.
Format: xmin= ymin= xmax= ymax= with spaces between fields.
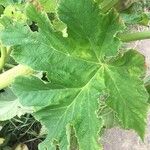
xmin=7 ymin=47 xmax=12 ymax=57
xmin=100 ymin=0 xmax=119 ymax=12
xmin=0 ymin=47 xmax=7 ymax=71
xmin=0 ymin=65 xmax=33 ymax=90
xmin=0 ymin=46 xmax=12 ymax=71
xmin=118 ymin=31 xmax=150 ymax=42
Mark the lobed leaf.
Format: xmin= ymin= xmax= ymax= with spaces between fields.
xmin=0 ymin=0 xmax=149 ymax=149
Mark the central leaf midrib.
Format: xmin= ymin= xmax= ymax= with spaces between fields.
xmin=47 ymin=67 xmax=103 ymax=139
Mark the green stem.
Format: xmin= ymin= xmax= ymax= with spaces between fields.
xmin=0 ymin=46 xmax=12 ymax=71
xmin=5 ymin=63 xmax=16 ymax=69
xmin=0 ymin=65 xmax=33 ymax=90
xmin=0 ymin=47 xmax=7 ymax=71
xmin=100 ymin=0 xmax=119 ymax=13
xmin=6 ymin=47 xmax=12 ymax=57
xmin=118 ymin=31 xmax=150 ymax=42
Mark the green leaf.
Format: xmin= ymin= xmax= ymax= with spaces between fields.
xmin=119 ymin=0 xmax=150 ymax=26
xmin=0 ymin=0 xmax=24 ymax=6
xmin=104 ymin=50 xmax=149 ymax=139
xmin=38 ymin=0 xmax=58 ymax=12
xmin=0 ymin=0 xmax=13 ymax=6
xmin=0 ymin=0 xmax=149 ymax=149
xmin=121 ymin=13 xmax=150 ymax=26
xmin=0 ymin=88 xmax=33 ymax=121
xmin=3 ymin=5 xmax=27 ymax=23
xmin=145 ymin=76 xmax=150 ymax=103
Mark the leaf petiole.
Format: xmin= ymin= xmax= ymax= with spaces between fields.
xmin=100 ymin=0 xmax=119 ymax=13
xmin=118 ymin=31 xmax=150 ymax=42
xmin=0 ymin=65 xmax=33 ymax=90
xmin=0 ymin=46 xmax=12 ymax=71
xmin=0 ymin=46 xmax=7 ymax=71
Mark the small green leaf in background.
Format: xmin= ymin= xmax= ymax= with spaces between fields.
xmin=0 ymin=88 xmax=33 ymax=121
xmin=0 ymin=0 xmax=24 ymax=6
xmin=38 ymin=0 xmax=58 ymax=12
xmin=120 ymin=0 xmax=150 ymax=26
xmin=3 ymin=5 xmax=27 ymax=23
xmin=145 ymin=76 xmax=150 ymax=103
xmin=121 ymin=13 xmax=150 ymax=26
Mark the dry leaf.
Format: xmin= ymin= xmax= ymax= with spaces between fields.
xmin=0 ymin=138 xmax=5 ymax=145
xmin=14 ymin=144 xmax=29 ymax=150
